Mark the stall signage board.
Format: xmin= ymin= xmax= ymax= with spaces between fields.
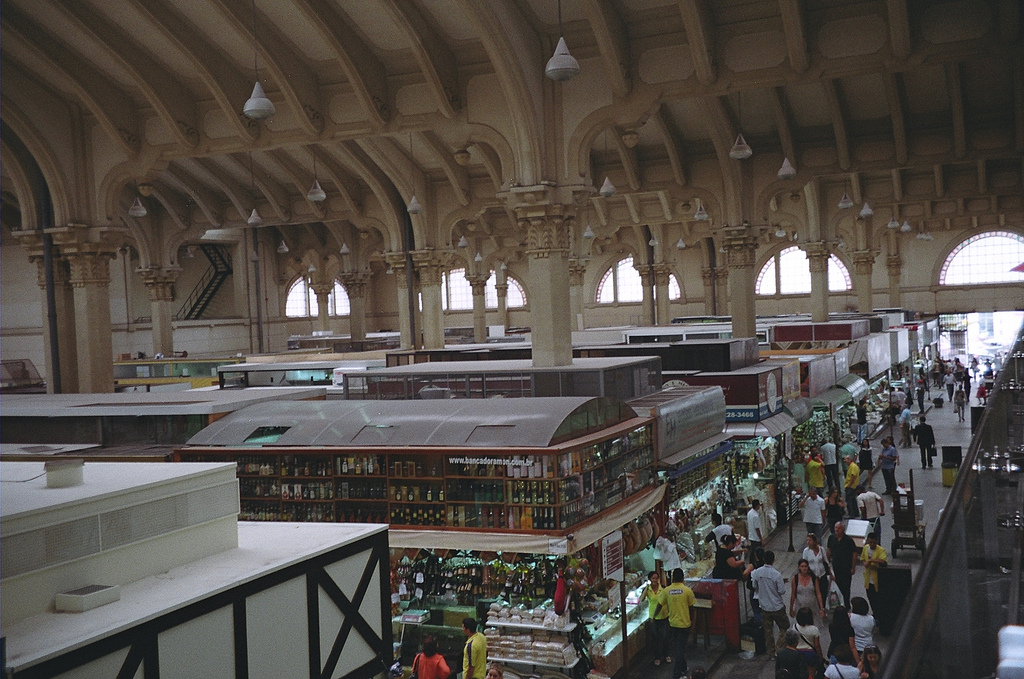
xmin=645 ymin=388 xmax=727 ymax=460
xmin=683 ymin=366 xmax=783 ymax=422
xmin=602 ymin=530 xmax=624 ymax=581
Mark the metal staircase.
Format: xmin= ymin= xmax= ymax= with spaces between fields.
xmin=175 ymin=244 xmax=232 ymax=320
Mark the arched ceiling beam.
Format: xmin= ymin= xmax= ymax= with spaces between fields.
xmin=380 ymin=0 xmax=460 ymax=118
xmin=356 ymin=137 xmax=425 ymax=208
xmin=933 ymin=164 xmax=945 ymax=198
xmin=190 ymin=157 xmax=253 ymax=223
xmin=769 ymin=87 xmax=797 ymax=169
xmin=946 ymin=62 xmax=967 ymax=159
xmin=55 ymin=1 xmax=200 ymax=148
xmin=150 ymin=180 xmax=192 ymax=231
xmin=471 ymin=142 xmax=504 ymax=191
xmin=2 ymin=10 xmax=139 ymax=156
xmin=125 ymin=0 xmax=259 ymax=143
xmin=289 ymin=0 xmax=391 ymax=129
xmin=612 ymin=126 xmax=641 ymax=191
xmin=821 ymin=79 xmax=851 ymax=170
xmin=307 ymin=146 xmax=362 ymax=216
xmin=266 ymin=148 xmax=325 ymax=221
xmin=419 ymin=131 xmax=469 ymax=206
xmin=704 ymin=96 xmax=742 ymax=224
xmin=677 ymin=0 xmax=717 ymax=86
xmin=891 ymin=168 xmax=903 ymax=202
xmin=582 ymin=0 xmax=631 ymax=97
xmin=330 ymin=140 xmax=406 ymax=247
xmin=163 ymin=164 xmax=224 ymax=227
xmin=886 ymin=0 xmax=911 ymax=60
xmin=651 ymin=104 xmax=687 ymax=187
xmin=0 ymin=138 xmax=39 ymax=232
xmin=1 ymin=93 xmax=72 ymax=226
xmin=778 ymin=0 xmax=809 ymax=73
xmin=883 ymin=72 xmax=908 ymax=165
xmin=225 ymin=153 xmax=289 ymax=223
xmin=208 ymin=0 xmax=323 ymax=136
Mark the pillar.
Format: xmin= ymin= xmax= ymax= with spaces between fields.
xmin=140 ymin=269 xmax=180 ymax=357
xmin=852 ymin=251 xmax=875 ymax=313
xmin=339 ymin=272 xmax=368 ymax=341
xmin=310 ymin=282 xmax=332 ymax=333
xmin=701 ymin=267 xmax=717 ymax=315
xmin=517 ymin=205 xmax=572 ymax=367
xmin=804 ymin=241 xmax=831 ymax=323
xmin=383 ymin=253 xmax=413 ymax=348
xmin=32 ymin=254 xmax=79 ymax=392
xmin=722 ymin=226 xmax=759 ymax=339
xmin=411 ymin=250 xmax=447 ymax=350
xmin=637 ymin=267 xmax=656 ymax=326
xmin=568 ymin=260 xmax=586 ymax=332
xmin=466 ymin=273 xmax=489 ymax=343
xmin=887 ymin=254 xmax=903 ymax=307
xmin=65 ymin=247 xmax=117 ymax=392
xmin=653 ymin=263 xmax=672 ymax=325
xmin=715 ymin=267 xmax=729 ymax=317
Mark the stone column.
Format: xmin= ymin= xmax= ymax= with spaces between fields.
xmin=310 ymin=282 xmax=333 ymax=333
xmin=804 ymin=240 xmax=831 ymax=323
xmin=383 ymin=253 xmax=413 ymax=348
xmin=517 ymin=205 xmax=573 ymax=367
xmin=852 ymin=251 xmax=876 ymax=313
xmin=652 ymin=263 xmax=672 ymax=325
xmin=700 ymin=267 xmax=717 ymax=315
xmin=65 ymin=246 xmax=117 ymax=392
xmin=637 ymin=267 xmax=656 ymax=326
xmin=411 ymin=250 xmax=448 ymax=350
xmin=568 ymin=259 xmax=586 ymax=332
xmin=722 ymin=226 xmax=759 ymax=339
xmin=140 ymin=269 xmax=180 ymax=357
xmin=466 ymin=273 xmax=489 ymax=343
xmin=715 ymin=267 xmax=729 ymax=317
xmin=886 ymin=254 xmax=903 ymax=307
xmin=339 ymin=272 xmax=368 ymax=341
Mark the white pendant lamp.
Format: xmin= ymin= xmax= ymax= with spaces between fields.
xmin=407 ymin=195 xmax=423 ymax=214
xmin=676 ymin=238 xmax=686 ymax=250
xmin=307 ymin=179 xmax=326 ymax=203
xmin=474 ymin=252 xmax=483 ymax=263
xmin=887 ymin=217 xmax=899 ymax=229
xmin=838 ymin=192 xmax=854 ymax=209
xmin=901 ymin=220 xmax=912 ymax=233
xmin=582 ymin=224 xmax=595 ymax=239
xmin=457 ymin=235 xmax=469 ymax=248
xmin=247 ymin=208 xmax=263 ymax=226
xmin=545 ymin=37 xmax=580 ymax=81
xmin=694 ymin=202 xmax=708 ymax=221
xmin=729 ymin=133 xmax=752 ymax=160
xmin=340 ymin=242 xmax=350 ymax=255
xmin=859 ymin=202 xmax=874 ymax=218
xmin=128 ymin=197 xmax=147 ymax=218
xmin=599 ymin=176 xmax=616 ymax=197
xmin=244 ymin=81 xmax=275 ymax=120
xmin=277 ymin=240 xmax=289 ymax=254
xmin=648 ymin=236 xmax=659 ymax=247
xmin=775 ymin=227 xmax=787 ymax=238
xmin=777 ymin=158 xmax=796 ymax=180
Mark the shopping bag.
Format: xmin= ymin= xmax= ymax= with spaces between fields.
xmin=827 ymin=580 xmax=842 ymax=611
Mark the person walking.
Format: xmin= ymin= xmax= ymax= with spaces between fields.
xmin=858 ymin=439 xmax=874 ymax=487
xmin=793 ymin=607 xmax=824 ymax=673
xmin=878 ymin=437 xmax=899 ymax=495
xmin=799 ymin=486 xmax=826 ymax=543
xmin=855 ymin=397 xmax=869 ymax=443
xmin=462 ymin=618 xmax=487 ymax=679
xmin=654 ymin=568 xmax=696 ymax=679
xmin=898 ymin=405 xmax=913 ymax=448
xmin=943 ymin=369 xmax=956 ymax=401
xmin=825 ymin=644 xmax=861 ymax=679
xmin=412 ymin=636 xmax=451 ymax=679
xmin=860 ymin=534 xmax=888 ymax=616
xmin=827 ymin=521 xmax=857 ymax=608
xmin=751 ymin=551 xmax=789 ymax=659
xmin=843 ymin=455 xmax=861 ymax=518
xmin=820 ymin=439 xmax=840 ymax=491
xmin=915 ymin=378 xmax=926 ymax=412
xmin=824 ymin=487 xmax=846 ymax=537
xmin=747 ymin=499 xmax=764 ymax=554
xmin=805 ymin=449 xmax=825 ymax=495
xmin=802 ymin=533 xmax=831 ymax=613
xmin=857 ymin=485 xmax=885 ymax=541
xmin=953 ymin=387 xmax=967 ymax=422
xmin=640 ymin=571 xmax=671 ymax=666
xmin=911 ymin=415 xmax=936 ymax=469
xmin=849 ymin=597 xmax=877 ymax=654
xmin=828 ymin=606 xmax=859 ymax=666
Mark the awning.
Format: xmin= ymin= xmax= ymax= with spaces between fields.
xmin=837 ymin=374 xmax=869 ymax=402
xmin=812 ymin=387 xmax=853 ymax=409
xmin=725 ymin=411 xmax=797 ymax=438
xmin=658 ymin=431 xmax=731 ymax=468
xmin=388 ymin=484 xmax=666 ymax=555
xmin=783 ymin=397 xmax=814 ymax=425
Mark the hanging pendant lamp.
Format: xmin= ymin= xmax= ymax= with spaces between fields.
xmin=777 ymin=158 xmax=796 ymax=180
xmin=407 ymin=195 xmax=423 ymax=214
xmin=599 ymin=176 xmax=616 ymax=197
xmin=859 ymin=202 xmax=874 ymax=218
xmin=838 ymin=192 xmax=854 ymax=209
xmin=887 ymin=217 xmax=899 ymax=229
xmin=128 ymin=197 xmax=147 ymax=218
xmin=775 ymin=227 xmax=787 ymax=238
xmin=340 ymin=242 xmax=350 ymax=255
xmin=277 ymin=240 xmax=289 ymax=254
xmin=676 ymin=238 xmax=686 ymax=250
xmin=247 ymin=208 xmax=263 ymax=226
xmin=901 ymin=220 xmax=912 ymax=233
xmin=648 ymin=236 xmax=659 ymax=247
xmin=307 ymin=179 xmax=326 ymax=203
xmin=474 ymin=252 xmax=484 ymax=263
xmin=694 ymin=202 xmax=708 ymax=221
xmin=729 ymin=133 xmax=753 ymax=160
xmin=242 ymin=1 xmax=275 ymax=120
xmin=457 ymin=235 xmax=469 ymax=248
xmin=544 ymin=1 xmax=579 ymax=81
xmin=582 ymin=224 xmax=595 ymax=239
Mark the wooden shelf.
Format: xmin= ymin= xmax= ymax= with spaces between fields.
xmin=486 ymin=620 xmax=576 ymax=632
xmin=486 ymin=655 xmax=579 ymax=669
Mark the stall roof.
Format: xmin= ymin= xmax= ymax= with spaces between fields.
xmin=185 ymin=397 xmax=638 ymax=449
xmin=812 ymin=387 xmax=854 ymax=408
xmin=217 ymin=360 xmax=384 ymax=373
xmin=837 ymin=374 xmax=870 ymax=402
xmin=725 ymin=411 xmax=798 ymax=438
xmin=658 ymin=431 xmax=732 ymax=468
xmin=0 ymin=387 xmax=326 ymax=417
xmin=359 ymin=356 xmax=657 ymax=375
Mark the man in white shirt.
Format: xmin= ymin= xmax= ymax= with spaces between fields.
xmin=857 ymin=484 xmax=885 ymax=540
xmin=819 ymin=440 xmax=840 ymax=491
xmin=746 ymin=499 xmax=763 ymax=555
xmin=709 ymin=512 xmax=735 ymax=547
xmin=750 ymin=550 xmax=789 ymax=658
xmin=799 ymin=487 xmax=826 ymax=543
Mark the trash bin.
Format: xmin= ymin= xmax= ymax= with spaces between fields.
xmin=914 ymin=499 xmax=924 ymax=524
xmin=942 ymin=462 xmax=958 ymax=487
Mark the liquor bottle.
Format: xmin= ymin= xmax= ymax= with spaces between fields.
xmin=395 ymin=485 xmax=402 ymax=502
xmin=341 ymin=457 xmax=349 ymax=474
xmin=511 ymin=481 xmax=519 ymax=504
xmin=438 ymin=486 xmax=444 ymax=502
xmin=355 ymin=457 xmax=363 ymax=475
xmin=426 ymin=486 xmax=433 ymax=502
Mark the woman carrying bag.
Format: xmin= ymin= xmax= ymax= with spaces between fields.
xmin=802 ymin=533 xmax=831 ymax=612
xmin=411 ymin=636 xmax=450 ymax=679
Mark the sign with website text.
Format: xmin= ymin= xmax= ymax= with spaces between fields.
xmin=602 ymin=530 xmax=624 ymax=582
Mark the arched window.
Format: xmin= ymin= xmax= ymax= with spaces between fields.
xmin=596 ymin=255 xmax=643 ymax=303
xmin=668 ymin=273 xmax=682 ymax=301
xmin=443 ymin=269 xmax=528 ymax=310
xmin=755 ymin=246 xmax=852 ymax=296
xmin=285 ymin=278 xmax=350 ymax=317
xmin=939 ymin=231 xmax=1024 ymax=285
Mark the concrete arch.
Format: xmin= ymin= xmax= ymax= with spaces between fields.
xmin=1 ymin=97 xmax=72 ymax=227
xmin=566 ymin=88 xmax=663 ymax=182
xmin=465 ymin=124 xmax=516 ymax=188
xmin=0 ymin=139 xmax=39 ymax=232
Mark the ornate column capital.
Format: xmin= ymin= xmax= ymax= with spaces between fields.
xmin=382 ymin=253 xmax=410 ymax=289
xmin=309 ymin=282 xmax=333 ymax=299
xmin=803 ymin=240 xmax=831 ymax=274
xmin=651 ymin=262 xmax=673 ymax=287
xmin=721 ymin=226 xmax=760 ymax=269
xmin=338 ymin=271 xmax=370 ymax=298
xmin=568 ymin=258 xmax=587 ymax=287
xmin=465 ymin=273 xmax=489 ymax=295
xmin=48 ymin=223 xmax=121 ymax=288
xmin=410 ymin=249 xmax=454 ymax=286
xmin=514 ymin=204 xmax=573 ymax=258
xmin=700 ymin=266 xmax=715 ymax=284
xmin=138 ymin=267 xmax=181 ymax=302
xmin=886 ymin=254 xmax=903 ymax=276
xmin=851 ymin=250 xmax=876 ymax=276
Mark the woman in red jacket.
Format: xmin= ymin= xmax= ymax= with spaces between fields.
xmin=412 ymin=636 xmax=451 ymax=679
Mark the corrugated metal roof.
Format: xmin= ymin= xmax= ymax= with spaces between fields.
xmin=185 ymin=397 xmax=628 ymax=448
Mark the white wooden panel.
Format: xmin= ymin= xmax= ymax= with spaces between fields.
xmin=158 ymin=605 xmax=234 ymax=679
xmin=52 ymin=647 xmax=134 ymax=679
xmin=246 ymin=577 xmax=308 ymax=679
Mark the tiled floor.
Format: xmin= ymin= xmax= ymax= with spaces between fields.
xmin=625 ymin=392 xmax=979 ymax=679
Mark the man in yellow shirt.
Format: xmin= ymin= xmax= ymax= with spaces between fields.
xmin=640 ymin=570 xmax=671 ymax=666
xmin=805 ymin=447 xmax=825 ymax=493
xmin=654 ymin=568 xmax=695 ymax=679
xmin=860 ymin=533 xmax=888 ymax=616
xmin=843 ymin=454 xmax=861 ymax=519
xmin=462 ymin=617 xmax=487 ymax=679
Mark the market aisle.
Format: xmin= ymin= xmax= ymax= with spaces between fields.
xmin=631 ymin=394 xmax=977 ymax=679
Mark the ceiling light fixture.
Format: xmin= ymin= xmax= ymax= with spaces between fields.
xmin=457 ymin=235 xmax=469 ymax=248
xmin=474 ymin=252 xmax=483 ymax=263
xmin=676 ymin=238 xmax=686 ymax=250
xmin=340 ymin=242 xmax=350 ymax=255
xmin=901 ymin=220 xmax=912 ymax=233
xmin=582 ymin=224 xmax=595 ymax=239
xmin=887 ymin=217 xmax=899 ymax=229
xmin=544 ymin=0 xmax=580 ymax=81
xmin=406 ymin=133 xmax=424 ymax=214
xmin=599 ymin=176 xmax=616 ymax=197
xmin=247 ymin=152 xmax=263 ymax=226
xmin=775 ymin=227 xmax=787 ymax=238
xmin=242 ymin=0 xmax=275 ymax=120
xmin=838 ymin=191 xmax=854 ymax=209
xmin=648 ymin=236 xmax=659 ymax=247
xmin=860 ymin=203 xmax=874 ymax=218
xmin=694 ymin=201 xmax=708 ymax=221
xmin=307 ymin=150 xmax=326 ymax=202
xmin=500 ymin=261 xmax=507 ymax=271
xmin=307 ymin=264 xmax=316 ymax=274
xmin=777 ymin=158 xmax=796 ymax=180
xmin=128 ymin=197 xmax=147 ymax=218
xmin=729 ymin=133 xmax=752 ymax=160
xmin=277 ymin=240 xmax=289 ymax=254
